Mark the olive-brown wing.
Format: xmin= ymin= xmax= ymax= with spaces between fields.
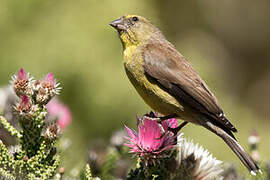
xmin=143 ymin=43 xmax=237 ymax=132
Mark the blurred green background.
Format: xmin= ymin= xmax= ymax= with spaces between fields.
xmin=1 ymin=0 xmax=269 ymax=175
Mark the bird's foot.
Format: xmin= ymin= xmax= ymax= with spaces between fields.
xmin=143 ymin=112 xmax=182 ymax=139
xmin=156 ymin=121 xmax=188 ymax=140
xmin=168 ymin=121 xmax=188 ymax=135
xmin=144 ymin=112 xmax=177 ymax=123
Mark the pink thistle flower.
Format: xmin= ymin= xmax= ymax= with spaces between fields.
xmin=46 ymin=99 xmax=71 ymax=129
xmin=124 ymin=114 xmax=177 ymax=159
xmin=12 ymin=68 xmax=32 ymax=96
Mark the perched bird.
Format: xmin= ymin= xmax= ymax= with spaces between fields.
xmin=110 ymin=15 xmax=260 ymax=174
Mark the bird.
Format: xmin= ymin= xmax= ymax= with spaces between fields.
xmin=109 ymin=15 xmax=260 ymax=174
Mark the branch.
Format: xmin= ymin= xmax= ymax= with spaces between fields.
xmin=0 ymin=116 xmax=22 ymax=139
xmin=0 ymin=140 xmax=16 ymax=178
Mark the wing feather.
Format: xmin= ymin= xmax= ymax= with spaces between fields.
xmin=143 ymin=43 xmax=237 ymax=132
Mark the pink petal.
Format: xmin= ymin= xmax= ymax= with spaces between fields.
xmin=17 ymin=95 xmax=32 ymax=112
xmin=124 ymin=143 xmax=138 ymax=149
xmin=162 ymin=118 xmax=178 ymax=130
xmin=124 ymin=113 xmax=178 ymax=156
xmin=168 ymin=118 xmax=178 ymax=128
xmin=124 ymin=136 xmax=138 ymax=145
xmin=138 ymin=118 xmax=164 ymax=151
xmin=153 ymin=145 xmax=175 ymax=154
xmin=124 ymin=125 xmax=138 ymax=142
xmin=18 ymin=68 xmax=27 ymax=80
xmin=21 ymin=95 xmax=30 ymax=105
xmin=45 ymin=72 xmax=55 ymax=83
xmin=163 ymin=136 xmax=177 ymax=147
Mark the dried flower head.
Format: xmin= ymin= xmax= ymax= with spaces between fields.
xmin=14 ymin=95 xmax=35 ymax=117
xmin=178 ymin=136 xmax=223 ymax=180
xmin=33 ymin=73 xmax=61 ymax=104
xmin=42 ymin=73 xmax=60 ymax=93
xmin=12 ymin=68 xmax=32 ymax=96
xmin=124 ymin=114 xmax=177 ymax=163
xmin=43 ymin=123 xmax=61 ymax=141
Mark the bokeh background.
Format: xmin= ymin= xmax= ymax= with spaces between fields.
xmin=0 ymin=0 xmax=269 ymax=175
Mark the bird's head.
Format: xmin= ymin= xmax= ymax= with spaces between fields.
xmin=110 ymin=15 xmax=162 ymax=48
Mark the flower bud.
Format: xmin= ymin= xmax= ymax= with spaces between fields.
xmin=33 ymin=73 xmax=61 ymax=104
xmin=14 ymin=95 xmax=33 ymax=116
xmin=43 ymin=123 xmax=61 ymax=141
xmin=12 ymin=69 xmax=32 ymax=96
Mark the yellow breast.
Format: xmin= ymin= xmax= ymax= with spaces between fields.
xmin=123 ymin=45 xmax=184 ymax=116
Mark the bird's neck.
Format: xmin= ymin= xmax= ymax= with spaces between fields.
xmin=120 ymin=28 xmax=164 ymax=50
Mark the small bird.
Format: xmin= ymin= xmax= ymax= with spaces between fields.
xmin=110 ymin=15 xmax=260 ymax=174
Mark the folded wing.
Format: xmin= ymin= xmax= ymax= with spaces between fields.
xmin=143 ymin=43 xmax=237 ymax=133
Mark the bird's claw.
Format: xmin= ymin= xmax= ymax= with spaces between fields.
xmin=168 ymin=121 xmax=189 ymax=135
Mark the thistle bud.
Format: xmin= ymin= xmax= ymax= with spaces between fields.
xmin=43 ymin=123 xmax=61 ymax=141
xmin=14 ymin=95 xmax=33 ymax=116
xmin=12 ymin=69 xmax=32 ymax=96
xmin=33 ymin=73 xmax=61 ymax=104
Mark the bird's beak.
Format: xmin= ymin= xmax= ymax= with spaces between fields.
xmin=109 ymin=17 xmax=126 ymax=32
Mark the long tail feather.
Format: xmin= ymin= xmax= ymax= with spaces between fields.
xmin=202 ymin=120 xmax=260 ymax=174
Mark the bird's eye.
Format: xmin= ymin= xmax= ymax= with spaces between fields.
xmin=132 ymin=16 xmax=139 ymax=22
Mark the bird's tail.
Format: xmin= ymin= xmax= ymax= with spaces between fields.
xmin=201 ymin=120 xmax=261 ymax=175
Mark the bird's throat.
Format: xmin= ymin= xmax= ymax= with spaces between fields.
xmin=119 ymin=30 xmax=140 ymax=50
xmin=123 ymin=45 xmax=137 ymax=64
